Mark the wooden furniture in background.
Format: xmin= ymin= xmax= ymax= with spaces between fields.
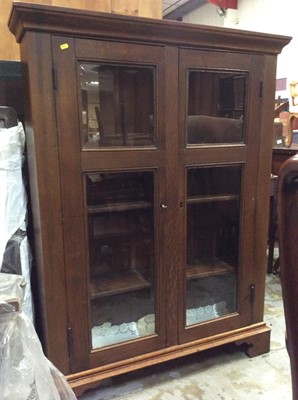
xmin=268 ymin=144 xmax=298 ymax=274
xmin=9 ymin=2 xmax=290 ymax=395
xmin=0 ymin=0 xmax=162 ymax=60
xmin=274 ymin=100 xmax=289 ymax=118
xmin=267 ymin=174 xmax=278 ymax=274
xmin=278 ymin=111 xmax=298 ymax=148
xmin=1 ymin=1 xmax=20 ymax=60
xmin=277 ymin=154 xmax=298 ymax=400
xmin=272 ymin=144 xmax=298 ymax=175
xmin=267 ymin=143 xmax=298 ymax=274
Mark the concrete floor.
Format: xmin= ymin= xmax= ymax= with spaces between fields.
xmin=77 ymin=272 xmax=292 ymax=400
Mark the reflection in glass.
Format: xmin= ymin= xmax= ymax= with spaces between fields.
xmin=185 ymin=165 xmax=241 ymax=326
xmin=79 ymin=63 xmax=155 ymax=148
xmin=86 ymin=171 xmax=155 ymax=349
xmin=187 ymin=70 xmax=247 ymax=144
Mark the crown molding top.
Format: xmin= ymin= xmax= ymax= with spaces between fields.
xmin=9 ymin=1 xmax=291 ymax=55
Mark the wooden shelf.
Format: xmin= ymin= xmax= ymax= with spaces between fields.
xmin=88 ymin=201 xmax=152 ymax=214
xmin=187 ymin=194 xmax=239 ymax=204
xmin=91 ymin=224 xmax=136 ymax=239
xmin=91 ymin=271 xmax=151 ymax=299
xmin=186 ymin=259 xmax=234 ymax=279
xmin=83 ymin=137 xmax=154 ymax=148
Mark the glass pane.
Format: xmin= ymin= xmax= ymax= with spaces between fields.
xmin=86 ymin=171 xmax=155 ymax=349
xmin=185 ymin=165 xmax=241 ymax=326
xmin=79 ymin=63 xmax=155 ymax=148
xmin=187 ymin=70 xmax=247 ymax=144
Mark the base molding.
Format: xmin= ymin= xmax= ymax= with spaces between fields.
xmin=68 ymin=322 xmax=271 ymax=396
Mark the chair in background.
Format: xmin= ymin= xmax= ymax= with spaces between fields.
xmin=277 ymin=154 xmax=298 ymax=399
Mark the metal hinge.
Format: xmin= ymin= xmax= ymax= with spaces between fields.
xmin=52 ymin=64 xmax=58 ymax=90
xmin=259 ymin=81 xmax=263 ymax=98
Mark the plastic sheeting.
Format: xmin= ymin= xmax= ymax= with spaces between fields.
xmin=0 ymin=273 xmax=77 ymax=400
xmin=0 ymin=122 xmax=34 ymax=321
xmin=2 ymin=229 xmax=34 ymax=321
xmin=0 ymin=122 xmax=27 ymax=266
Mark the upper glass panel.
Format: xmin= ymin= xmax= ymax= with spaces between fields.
xmin=79 ymin=63 xmax=155 ymax=149
xmin=187 ymin=70 xmax=247 ymax=145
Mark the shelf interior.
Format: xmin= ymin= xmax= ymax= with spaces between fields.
xmin=91 ymin=271 xmax=150 ymax=299
xmin=187 ymin=258 xmax=235 ymax=279
xmin=187 ymin=194 xmax=239 ymax=204
xmin=88 ymin=200 xmax=152 ymax=214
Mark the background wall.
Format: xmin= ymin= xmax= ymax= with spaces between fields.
xmin=183 ymin=0 xmax=297 ymax=103
xmin=183 ymin=1 xmax=223 ymax=26
xmin=236 ymin=0 xmax=297 ymax=84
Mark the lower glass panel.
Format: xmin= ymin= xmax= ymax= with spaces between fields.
xmin=186 ymin=274 xmax=237 ymax=326
xmin=86 ymin=171 xmax=155 ymax=349
xmin=186 ymin=165 xmax=241 ymax=326
xmin=91 ymin=291 xmax=155 ymax=348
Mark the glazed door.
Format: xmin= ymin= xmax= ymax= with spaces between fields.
xmin=51 ymin=36 xmax=175 ymax=372
xmin=178 ymin=49 xmax=265 ymax=343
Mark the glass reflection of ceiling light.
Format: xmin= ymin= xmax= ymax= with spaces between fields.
xmin=87 ymin=81 xmax=99 ymax=86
